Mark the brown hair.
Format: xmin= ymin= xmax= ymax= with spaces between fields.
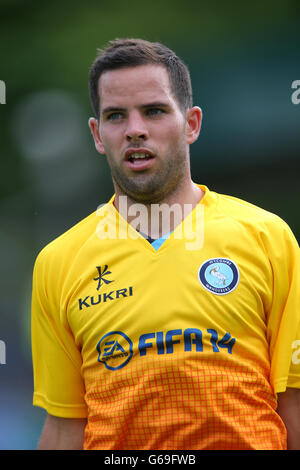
xmin=89 ymin=38 xmax=193 ymax=118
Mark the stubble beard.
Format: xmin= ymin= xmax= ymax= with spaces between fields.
xmin=105 ymin=140 xmax=189 ymax=205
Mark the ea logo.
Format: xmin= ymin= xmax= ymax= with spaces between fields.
xmin=96 ymin=331 xmax=133 ymax=371
xmin=198 ymin=258 xmax=239 ymax=295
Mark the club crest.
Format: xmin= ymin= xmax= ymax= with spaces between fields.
xmin=198 ymin=258 xmax=239 ymax=295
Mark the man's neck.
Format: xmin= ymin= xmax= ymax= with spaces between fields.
xmin=113 ymin=182 xmax=203 ymax=239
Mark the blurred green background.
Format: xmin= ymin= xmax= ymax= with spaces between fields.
xmin=0 ymin=0 xmax=299 ymax=449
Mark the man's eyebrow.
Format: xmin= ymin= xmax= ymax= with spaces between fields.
xmin=101 ymin=106 xmax=126 ymax=115
xmin=101 ymin=102 xmax=171 ymax=115
xmin=140 ymin=102 xmax=170 ymax=109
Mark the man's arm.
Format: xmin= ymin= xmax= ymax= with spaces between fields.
xmin=277 ymin=387 xmax=300 ymax=450
xmin=37 ymin=413 xmax=87 ymax=450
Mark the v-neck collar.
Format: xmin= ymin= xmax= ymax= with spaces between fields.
xmin=97 ymin=185 xmax=216 ymax=254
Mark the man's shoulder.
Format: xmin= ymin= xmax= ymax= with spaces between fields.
xmin=34 ymin=209 xmax=99 ymax=268
xmin=213 ymin=190 xmax=299 ymax=247
xmin=215 ymin=191 xmax=284 ymax=226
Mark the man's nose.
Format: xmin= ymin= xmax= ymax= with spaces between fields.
xmin=125 ymin=111 xmax=149 ymax=141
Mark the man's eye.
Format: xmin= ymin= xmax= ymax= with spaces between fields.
xmin=107 ymin=112 xmax=123 ymax=121
xmin=146 ymin=108 xmax=164 ymax=116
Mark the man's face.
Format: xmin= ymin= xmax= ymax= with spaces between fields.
xmin=91 ymin=64 xmax=193 ymax=203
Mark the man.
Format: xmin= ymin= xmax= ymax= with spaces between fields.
xmin=31 ymin=38 xmax=300 ymax=450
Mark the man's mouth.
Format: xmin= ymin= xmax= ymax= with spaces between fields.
xmin=128 ymin=152 xmax=152 ymax=163
xmin=124 ymin=149 xmax=155 ymax=170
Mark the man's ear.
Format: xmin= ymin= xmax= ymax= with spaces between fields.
xmin=88 ymin=117 xmax=105 ymax=154
xmin=185 ymin=107 xmax=202 ymax=145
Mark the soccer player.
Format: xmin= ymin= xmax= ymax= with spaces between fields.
xmin=31 ymin=38 xmax=300 ymax=450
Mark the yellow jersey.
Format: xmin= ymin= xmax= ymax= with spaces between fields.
xmin=31 ymin=185 xmax=300 ymax=449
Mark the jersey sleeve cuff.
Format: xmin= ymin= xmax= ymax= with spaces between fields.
xmin=274 ymin=375 xmax=300 ymax=393
xmin=33 ymin=392 xmax=88 ymax=418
